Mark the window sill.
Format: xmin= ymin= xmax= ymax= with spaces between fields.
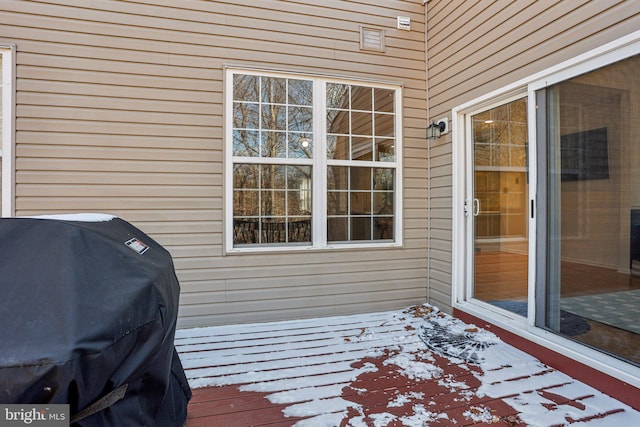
xmin=225 ymin=241 xmax=403 ymax=255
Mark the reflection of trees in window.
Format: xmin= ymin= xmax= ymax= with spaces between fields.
xmin=327 ymin=83 xmax=350 ymax=109
xmin=326 ymin=166 xmax=394 ymax=242
xmin=327 ymin=83 xmax=350 ymax=160
xmin=473 ymin=98 xmax=527 ymax=168
xmin=233 ymin=164 xmax=312 ymax=245
xmin=233 ymin=74 xmax=259 ymax=101
xmin=326 ymin=83 xmax=395 ymax=162
xmin=325 ymin=82 xmax=396 ymax=242
xmin=288 ymin=79 xmax=312 ymax=105
xmin=261 ymin=77 xmax=286 ymax=103
xmin=473 ymin=98 xmax=528 ymax=239
xmin=232 ymin=74 xmax=313 ymax=246
xmin=233 ymin=74 xmax=313 ymax=159
xmin=231 ymin=72 xmax=399 ymax=247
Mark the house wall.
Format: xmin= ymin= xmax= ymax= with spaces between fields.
xmin=425 ymin=0 xmax=640 ymax=310
xmin=0 ymin=0 xmax=429 ymax=327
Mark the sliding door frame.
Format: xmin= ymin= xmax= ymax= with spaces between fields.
xmin=452 ymin=30 xmax=640 ymax=386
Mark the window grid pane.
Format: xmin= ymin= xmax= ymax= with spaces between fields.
xmin=327 ymin=84 xmax=396 ymax=163
xmin=473 ymin=98 xmax=527 ymax=168
xmin=233 ymin=74 xmax=314 ymax=159
xmin=233 ymin=163 xmax=312 ymax=245
xmin=327 ymin=166 xmax=395 ymax=243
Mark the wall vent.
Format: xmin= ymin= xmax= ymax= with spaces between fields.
xmin=397 ymin=16 xmax=411 ymax=31
xmin=360 ymin=27 xmax=385 ymax=52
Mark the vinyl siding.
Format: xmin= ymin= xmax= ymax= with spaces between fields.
xmin=425 ymin=0 xmax=640 ymax=311
xmin=0 ymin=0 xmax=428 ymax=327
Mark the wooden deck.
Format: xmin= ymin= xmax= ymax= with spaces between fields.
xmin=176 ymin=306 xmax=640 ymax=426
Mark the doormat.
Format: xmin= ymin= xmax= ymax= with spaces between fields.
xmin=561 ymin=290 xmax=640 ymax=335
xmin=488 ymin=300 xmax=591 ymax=336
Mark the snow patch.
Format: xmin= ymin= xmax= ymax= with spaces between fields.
xmin=387 ymin=391 xmax=425 ymax=408
xmin=398 ymin=404 xmax=446 ymax=426
xmin=463 ymin=405 xmax=499 ymax=424
xmin=369 ymin=412 xmax=398 ymax=427
xmin=383 ymin=352 xmax=443 ymax=381
xmin=24 ymin=213 xmax=117 ymax=222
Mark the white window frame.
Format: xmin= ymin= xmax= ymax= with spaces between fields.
xmin=224 ymin=67 xmax=403 ymax=253
xmin=452 ymin=30 xmax=640 ymax=386
xmin=1 ymin=45 xmax=16 ymax=218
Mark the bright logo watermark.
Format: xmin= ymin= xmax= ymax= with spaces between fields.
xmin=0 ymin=405 xmax=68 ymax=426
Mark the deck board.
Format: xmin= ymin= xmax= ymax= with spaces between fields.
xmin=177 ymin=306 xmax=640 ymax=426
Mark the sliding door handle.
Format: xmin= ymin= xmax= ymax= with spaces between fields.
xmin=473 ymin=198 xmax=480 ymax=216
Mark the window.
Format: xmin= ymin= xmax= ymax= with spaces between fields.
xmin=0 ymin=46 xmax=15 ymax=218
xmin=226 ymin=70 xmax=402 ymax=250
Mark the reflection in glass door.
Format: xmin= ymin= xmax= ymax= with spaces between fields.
xmin=471 ymin=97 xmax=529 ymax=316
xmin=538 ymin=55 xmax=640 ymax=365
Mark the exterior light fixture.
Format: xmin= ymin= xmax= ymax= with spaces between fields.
xmin=427 ymin=118 xmax=448 ymax=139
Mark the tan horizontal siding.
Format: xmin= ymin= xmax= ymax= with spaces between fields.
xmin=179 ymin=286 xmax=426 ymax=313
xmin=17 ymin=171 xmax=220 ymax=186
xmin=180 ymin=279 xmax=427 ymax=308
xmin=15 ymin=197 xmax=218 ymax=211
xmin=19 ymin=93 xmax=219 ymax=116
xmin=177 ymin=287 xmax=425 ymax=328
xmin=2 ymin=0 xmax=428 ymax=327
xmin=183 ymin=272 xmax=427 ymax=299
xmin=425 ymin=0 xmax=640 ymax=312
xmin=177 ymin=296 xmax=423 ymax=327
xmin=427 ymin=284 xmax=451 ymax=314
xmin=17 ymin=119 xmax=217 ymax=138
xmin=17 ymin=145 xmax=215 ymax=162
xmin=18 ymin=132 xmax=216 ymax=150
xmin=16 ymin=157 xmax=216 ymax=174
xmin=18 ymin=64 xmax=219 ymax=92
xmin=178 ymin=267 xmax=425 ymax=297
xmin=0 ymin=13 xmax=427 ymax=62
xmin=14 ymin=209 xmax=221 ymax=223
xmin=176 ymin=251 xmax=426 ymax=278
xmin=21 ymin=78 xmax=218 ymax=103
xmin=139 ymin=222 xmax=221 ymax=236
xmin=17 ymin=106 xmax=217 ymax=128
xmin=19 ymin=0 xmax=425 ymax=39
xmin=16 ymin=184 xmax=217 ymax=199
xmin=12 ymin=35 xmax=427 ymax=79
xmin=429 ymin=0 xmax=639 ymax=107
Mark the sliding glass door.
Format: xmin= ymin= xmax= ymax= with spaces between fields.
xmin=459 ymin=42 xmax=640 ymax=370
xmin=470 ymin=97 xmax=530 ymax=315
xmin=537 ymin=55 xmax=640 ymax=365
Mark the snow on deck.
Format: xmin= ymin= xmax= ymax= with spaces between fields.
xmin=175 ymin=305 xmax=640 ymax=426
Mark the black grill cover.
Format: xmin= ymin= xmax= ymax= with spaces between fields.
xmin=0 ymin=215 xmax=191 ymax=426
